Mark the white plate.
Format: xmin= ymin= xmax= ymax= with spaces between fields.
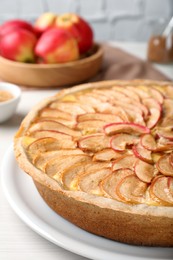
xmin=1 ymin=146 xmax=173 ymax=260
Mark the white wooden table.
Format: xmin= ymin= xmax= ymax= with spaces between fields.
xmin=0 ymin=42 xmax=172 ymax=260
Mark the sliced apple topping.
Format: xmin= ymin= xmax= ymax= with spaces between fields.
xmin=45 ymin=154 xmax=91 ymax=183
xmin=156 ymin=154 xmax=173 ymax=176
xmin=140 ymin=134 xmax=157 ymax=151
xmin=78 ymin=134 xmax=110 ymax=152
xmin=39 ymin=108 xmax=74 ymax=121
xmin=34 ymin=149 xmax=84 ymax=171
xmin=112 ymin=155 xmax=136 ymax=171
xmin=100 ymin=168 xmax=134 ymax=201
xmin=168 ymin=177 xmax=173 ymax=195
xmin=37 ymin=117 xmax=76 ymax=128
xmin=134 ymin=159 xmax=156 ymax=183
xmin=116 ymin=174 xmax=148 ymax=204
xmin=50 ymin=101 xmax=95 ymax=115
xmin=133 ymin=143 xmax=153 ymax=164
xmin=149 ymin=87 xmax=164 ymax=104
xmin=28 ymin=120 xmax=81 ymax=137
xmin=160 ymin=99 xmax=173 ymax=127
xmin=157 ymin=128 xmax=173 ymax=141
xmin=30 ymin=130 xmax=76 ymax=148
xmin=104 ymin=122 xmax=150 ymax=136
xmin=93 ymin=148 xmax=124 ymax=162
xmin=110 ymin=134 xmax=139 ymax=152
xmin=142 ymin=98 xmax=161 ymax=129
xmin=169 ymin=153 xmax=173 ymax=167
xmin=62 ymin=161 xmax=111 ymax=190
xmin=77 ymin=113 xmax=122 ymax=123
xmin=27 ymin=137 xmax=63 ymax=155
xmin=149 ymin=176 xmax=173 ymax=205
xmin=156 ymin=137 xmax=173 ymax=151
xmin=78 ymin=168 xmax=112 ymax=196
xmin=77 ymin=120 xmax=106 ymax=133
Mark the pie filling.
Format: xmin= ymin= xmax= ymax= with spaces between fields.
xmin=21 ymin=83 xmax=173 ymax=207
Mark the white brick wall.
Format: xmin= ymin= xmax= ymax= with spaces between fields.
xmin=0 ymin=0 xmax=172 ymax=42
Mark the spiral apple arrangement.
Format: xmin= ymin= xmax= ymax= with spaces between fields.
xmin=0 ymin=13 xmax=94 ymax=64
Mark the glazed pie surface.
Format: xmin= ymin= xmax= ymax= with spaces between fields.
xmin=14 ymin=80 xmax=173 ymax=246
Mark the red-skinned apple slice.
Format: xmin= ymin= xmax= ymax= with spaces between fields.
xmin=156 ymin=154 xmax=173 ymax=176
xmin=45 ymin=154 xmax=91 ymax=182
xmin=28 ymin=120 xmax=81 ymax=137
xmin=78 ymin=134 xmax=110 ymax=152
xmin=34 ymin=149 xmax=84 ymax=171
xmin=140 ymin=134 xmax=157 ymax=151
xmin=62 ymin=161 xmax=111 ymax=190
xmin=157 ymin=128 xmax=173 ymax=141
xmin=78 ymin=168 xmax=112 ymax=196
xmin=169 ymin=153 xmax=173 ymax=167
xmin=134 ymin=159 xmax=156 ymax=183
xmin=37 ymin=117 xmax=76 ymax=128
xmin=160 ymin=99 xmax=173 ymax=127
xmin=149 ymin=88 xmax=164 ymax=104
xmin=149 ymin=176 xmax=173 ymax=205
xmin=156 ymin=137 xmax=173 ymax=151
xmin=133 ymin=143 xmax=153 ymax=164
xmin=40 ymin=108 xmax=74 ymax=121
xmin=116 ymin=174 xmax=148 ymax=204
xmin=112 ymin=155 xmax=136 ymax=171
xmin=113 ymin=86 xmax=141 ymax=102
xmin=93 ymin=148 xmax=125 ymax=162
xmin=110 ymin=134 xmax=139 ymax=152
xmin=77 ymin=120 xmax=105 ymax=133
xmin=77 ymin=113 xmax=122 ymax=123
xmin=30 ymin=130 xmax=76 ymax=148
xmin=100 ymin=168 xmax=133 ymax=201
xmin=146 ymin=108 xmax=161 ymax=129
xmin=104 ymin=122 xmax=150 ymax=136
xmin=50 ymin=101 xmax=95 ymax=115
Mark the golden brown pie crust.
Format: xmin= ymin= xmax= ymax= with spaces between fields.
xmin=14 ymin=80 xmax=173 ymax=246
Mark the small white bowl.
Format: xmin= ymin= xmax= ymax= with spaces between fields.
xmin=0 ymin=82 xmax=21 ymax=123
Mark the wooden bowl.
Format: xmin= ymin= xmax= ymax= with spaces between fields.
xmin=0 ymin=43 xmax=103 ymax=88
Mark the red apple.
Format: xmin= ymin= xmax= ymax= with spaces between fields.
xmin=0 ymin=19 xmax=35 ymax=37
xmin=55 ymin=13 xmax=93 ymax=54
xmin=0 ymin=28 xmax=37 ymax=62
xmin=34 ymin=12 xmax=57 ymax=36
xmin=35 ymin=28 xmax=79 ymax=63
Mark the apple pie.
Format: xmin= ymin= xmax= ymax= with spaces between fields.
xmin=14 ymin=80 xmax=173 ymax=246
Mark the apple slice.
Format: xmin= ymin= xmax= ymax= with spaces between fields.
xmin=156 ymin=154 xmax=173 ymax=176
xmin=157 ymin=128 xmax=173 ymax=141
xmin=149 ymin=88 xmax=164 ymax=104
xmin=156 ymin=137 xmax=173 ymax=151
xmin=77 ymin=120 xmax=105 ymax=133
xmin=110 ymin=134 xmax=139 ymax=152
xmin=78 ymin=134 xmax=110 ymax=152
xmin=112 ymin=155 xmax=136 ymax=171
xmin=50 ymin=101 xmax=95 ymax=115
xmin=160 ymin=99 xmax=173 ymax=127
xmin=30 ymin=130 xmax=76 ymax=148
xmin=27 ymin=137 xmax=59 ymax=153
xmin=168 ymin=177 xmax=173 ymax=196
xmin=93 ymin=148 xmax=124 ymax=162
xmin=77 ymin=113 xmax=122 ymax=123
xmin=40 ymin=108 xmax=74 ymax=121
xmin=45 ymin=154 xmax=91 ymax=182
xmin=116 ymin=174 xmax=147 ymax=204
xmin=37 ymin=117 xmax=76 ymax=128
xmin=62 ymin=161 xmax=111 ymax=190
xmin=77 ymin=168 xmax=112 ymax=196
xmin=28 ymin=120 xmax=81 ymax=137
xmin=127 ymin=86 xmax=150 ymax=99
xmin=149 ymin=176 xmax=173 ymax=205
xmin=142 ymin=98 xmax=161 ymax=129
xmin=100 ymin=168 xmax=133 ymax=201
xmin=140 ymin=134 xmax=157 ymax=151
xmin=112 ymin=100 xmax=144 ymax=116
xmin=133 ymin=143 xmax=153 ymax=164
xmin=113 ymin=86 xmax=141 ymax=102
xmin=104 ymin=122 xmax=150 ymax=136
xmin=169 ymin=153 xmax=173 ymax=168
xmin=34 ymin=149 xmax=84 ymax=171
xmin=134 ymin=159 xmax=155 ymax=183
